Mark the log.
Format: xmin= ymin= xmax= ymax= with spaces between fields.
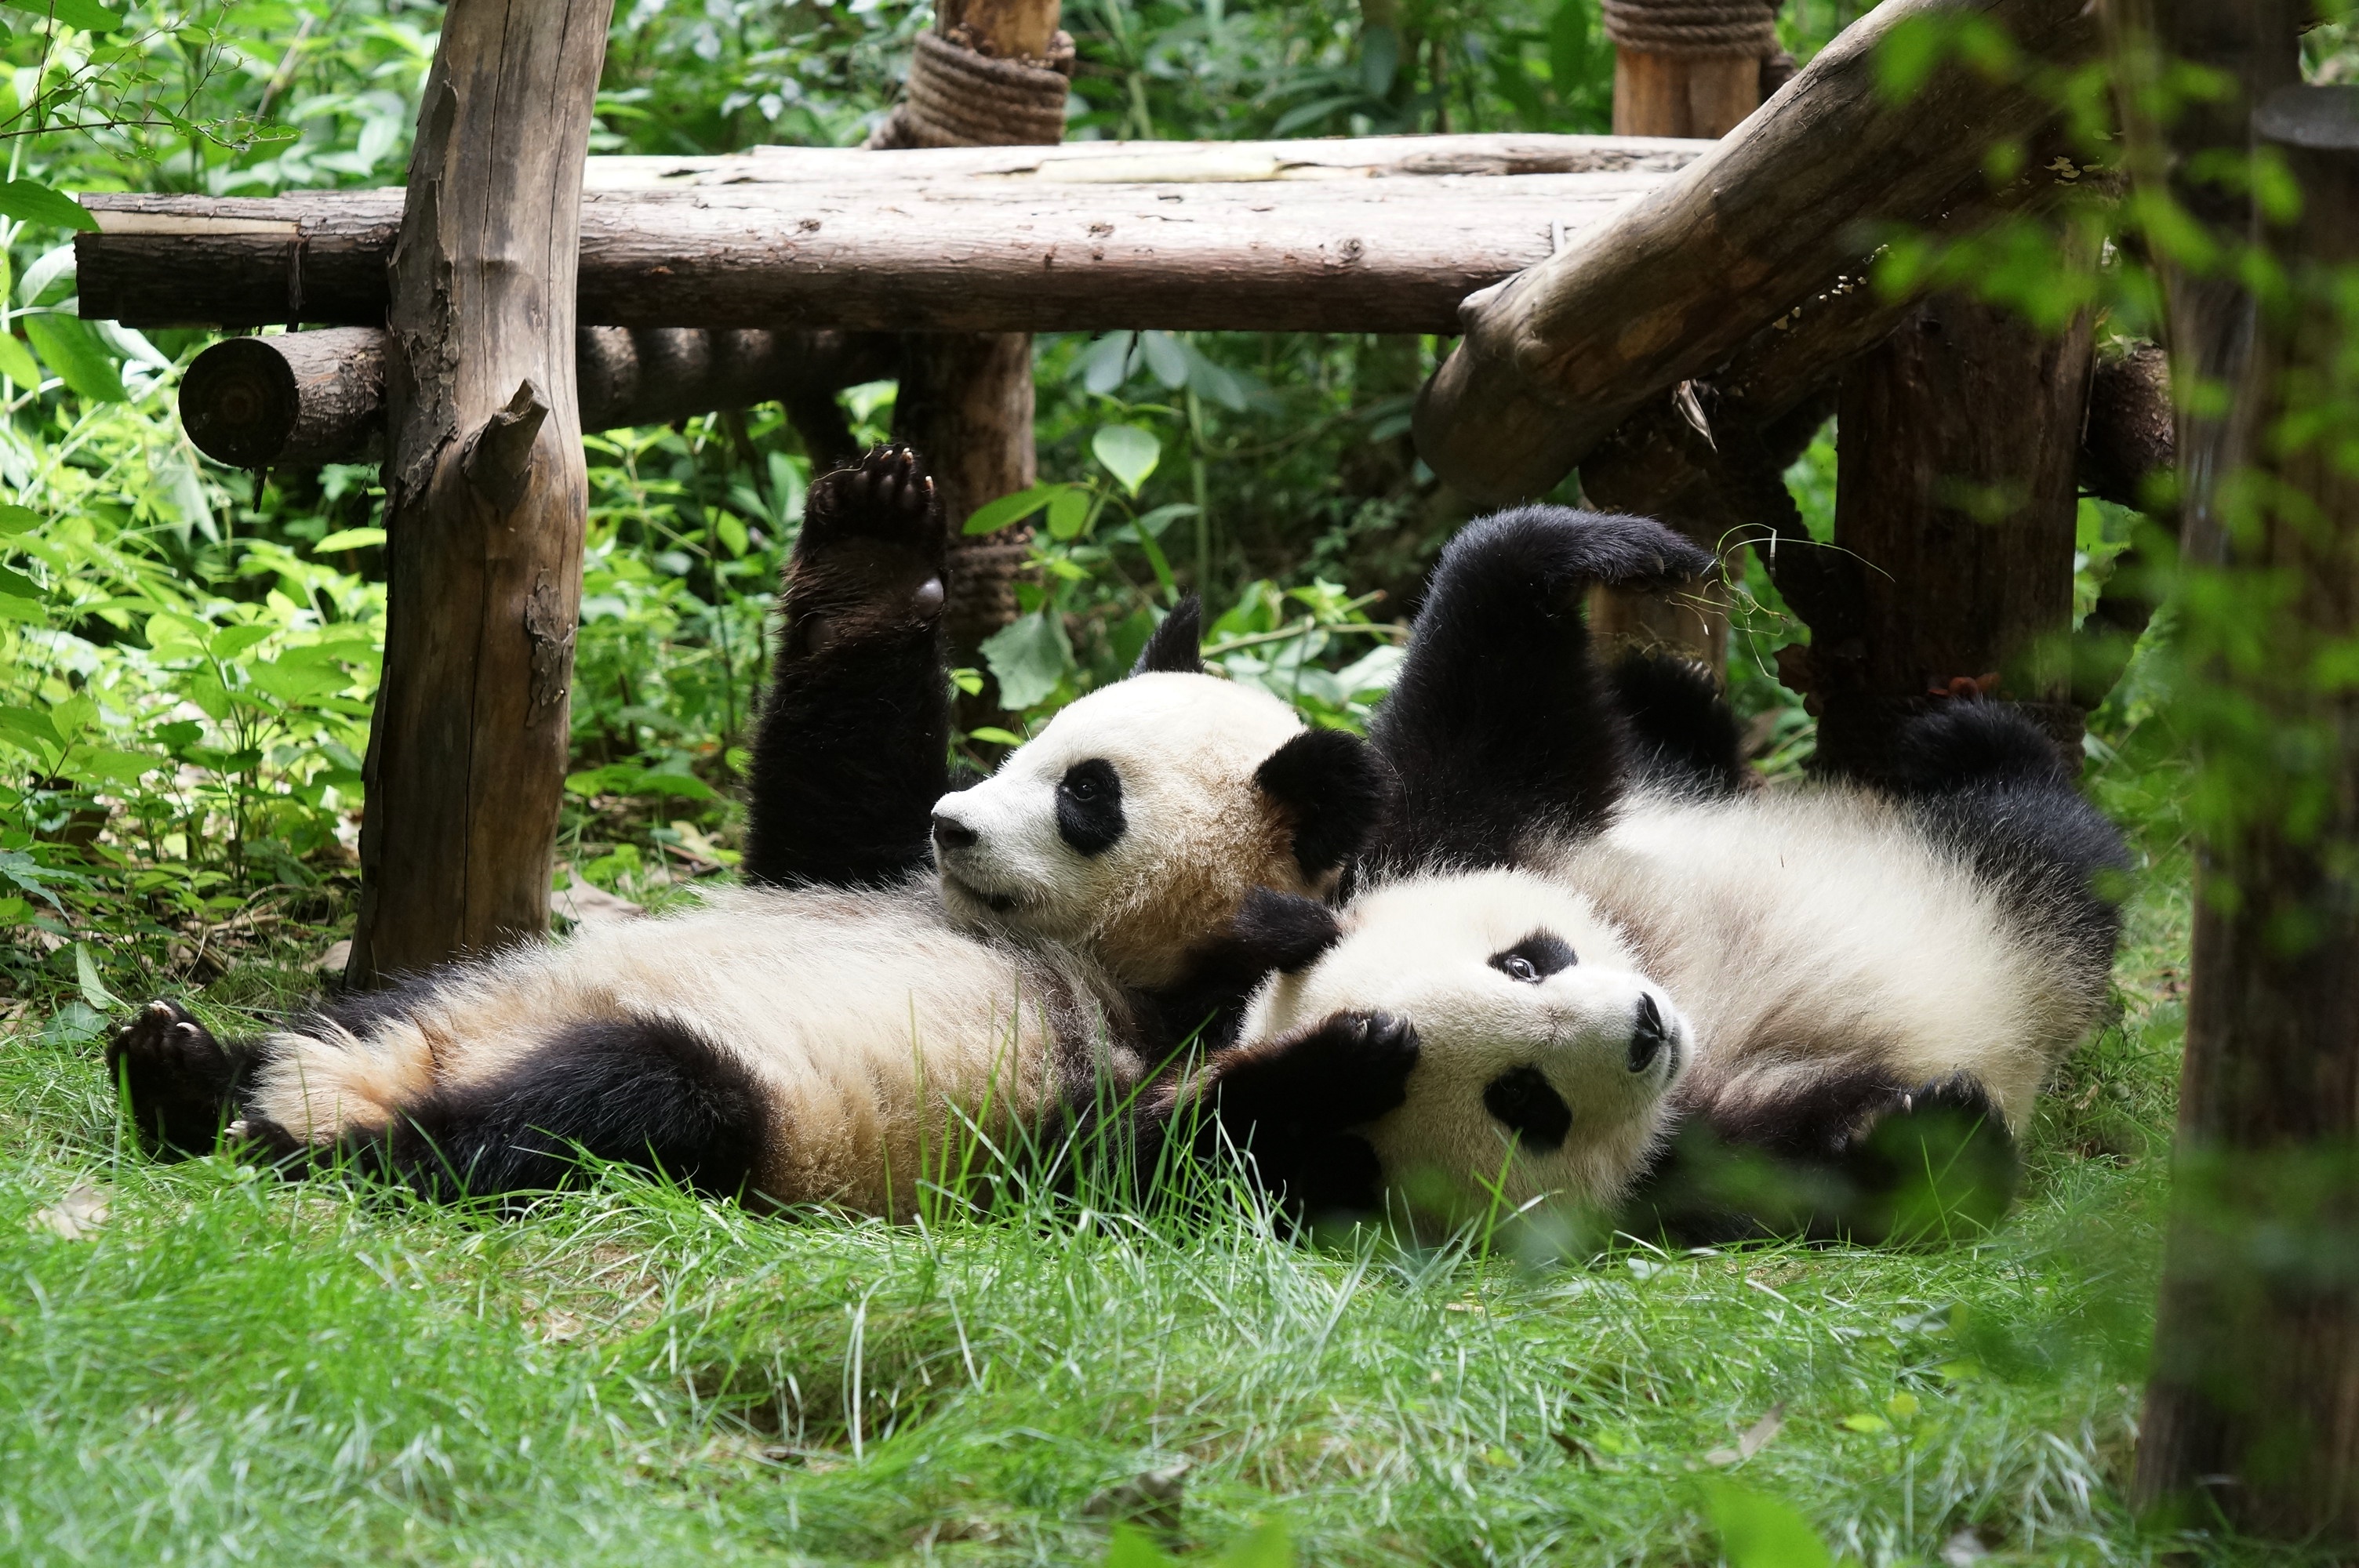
xmin=1614 ymin=50 xmax=1762 ymax=140
xmin=75 ymin=145 xmax=1696 ymax=337
xmin=1412 ymin=0 xmax=2106 ymax=506
xmin=2134 ymin=81 xmax=2359 ymax=1542
xmin=176 ymin=325 xmax=894 ymax=468
xmin=1802 ymin=288 xmax=2093 ymax=782
xmin=346 ymin=0 xmax=610 ymax=985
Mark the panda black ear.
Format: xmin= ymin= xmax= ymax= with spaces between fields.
xmin=1255 ymin=728 xmax=1390 ymax=877
xmin=1129 ymin=594 xmax=1205 ymax=677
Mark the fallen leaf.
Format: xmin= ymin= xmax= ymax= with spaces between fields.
xmin=32 ymin=1182 xmax=108 ymax=1240
xmin=1707 ymin=1403 xmax=1786 ymax=1466
xmin=552 ymin=870 xmax=644 ymax=926
xmin=1083 ymin=1457 xmax=1190 ymax=1534
xmin=312 ymin=938 xmax=352 ymax=974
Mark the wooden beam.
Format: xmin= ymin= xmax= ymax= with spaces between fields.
xmin=1412 ymin=0 xmax=2105 ymax=506
xmin=346 ymin=0 xmax=611 ymax=985
xmin=175 ymin=325 xmax=893 ymax=468
xmin=75 ymin=138 xmax=1699 ymax=336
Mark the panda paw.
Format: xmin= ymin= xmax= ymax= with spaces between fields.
xmin=785 ymin=445 xmax=949 ymax=654
xmin=1212 ymin=1010 xmax=1421 ymax=1132
xmin=1840 ymin=1073 xmax=2019 ymax=1242
xmin=107 ymin=999 xmax=238 ymax=1158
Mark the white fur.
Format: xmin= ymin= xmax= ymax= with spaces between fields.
xmin=935 ymin=672 xmax=1321 ymax=988
xmin=1240 ymin=869 xmax=1692 ymax=1219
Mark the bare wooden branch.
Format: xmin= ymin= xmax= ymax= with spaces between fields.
xmin=347 ymin=0 xmax=611 ymax=986
xmin=76 ymin=143 xmax=1697 ymax=336
xmin=460 ymin=379 xmax=551 ymax=510
xmin=1412 ymin=0 xmax=2105 ymax=505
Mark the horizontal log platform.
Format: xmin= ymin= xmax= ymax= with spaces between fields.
xmin=77 ymin=135 xmax=1704 ymax=336
xmin=177 ymin=325 xmax=893 ymax=468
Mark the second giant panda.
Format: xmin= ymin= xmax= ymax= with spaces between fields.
xmin=1154 ymin=507 xmax=2129 ymax=1243
xmin=108 ymin=449 xmax=1382 ymax=1218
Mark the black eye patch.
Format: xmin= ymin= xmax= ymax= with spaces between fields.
xmin=1482 ymin=1065 xmax=1574 ymax=1152
xmin=1488 ymin=931 xmax=1577 ymax=985
xmin=1055 ymin=758 xmax=1126 ymax=858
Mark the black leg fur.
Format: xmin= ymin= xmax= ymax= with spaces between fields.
xmin=106 ymin=1000 xmax=247 ymax=1158
xmin=361 ymin=1014 xmax=767 ymax=1202
xmin=1628 ymin=1068 xmax=2020 ymax=1246
xmin=742 ymin=445 xmax=952 ymax=890
xmin=1888 ymin=702 xmax=2132 ymax=977
xmin=1610 ymin=649 xmax=1747 ymax=796
xmin=1365 ymin=506 xmax=1714 ymax=876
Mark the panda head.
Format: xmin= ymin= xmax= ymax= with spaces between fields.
xmin=1240 ymin=867 xmax=1691 ymax=1222
xmin=930 ymin=598 xmax=1386 ymax=989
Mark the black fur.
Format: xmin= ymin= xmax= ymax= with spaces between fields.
xmin=1610 ymin=649 xmax=1747 ymax=795
xmin=355 ymin=1014 xmax=767 ymax=1202
xmin=1131 ymin=595 xmax=1205 ymax=676
xmin=1630 ymin=1066 xmax=2021 ymax=1246
xmin=1253 ymin=728 xmax=1390 ymax=878
xmin=1054 ymin=758 xmax=1126 ymax=857
xmin=742 ymin=446 xmax=951 ymax=890
xmin=1191 ymin=1010 xmax=1422 ymax=1221
xmin=1488 ymin=931 xmax=1578 ymax=983
xmin=1144 ymin=886 xmax=1345 ymax=1050
xmin=106 ymin=1000 xmax=249 ymax=1158
xmin=1481 ymin=1065 xmax=1574 ymax=1152
xmin=1889 ymin=702 xmax=2131 ymax=975
xmin=1365 ymin=506 xmax=1714 ymax=877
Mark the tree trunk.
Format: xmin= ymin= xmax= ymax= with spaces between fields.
xmin=2133 ymin=82 xmax=2359 ymax=1541
xmin=1804 ymin=289 xmax=2092 ymax=782
xmin=1588 ymin=16 xmax=1765 ymax=677
xmin=346 ymin=0 xmax=611 ymax=986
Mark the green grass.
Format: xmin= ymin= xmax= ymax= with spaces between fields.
xmin=0 ymin=842 xmax=2299 ymax=1566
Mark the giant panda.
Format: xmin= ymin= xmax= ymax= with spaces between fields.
xmin=1151 ymin=506 xmax=2129 ymax=1244
xmin=107 ymin=448 xmax=1383 ymax=1218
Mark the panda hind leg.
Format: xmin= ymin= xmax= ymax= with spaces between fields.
xmin=1839 ymin=1072 xmax=2020 ymax=1245
xmin=365 ymin=1014 xmax=769 ymax=1204
xmin=107 ymin=1000 xmax=247 ymax=1159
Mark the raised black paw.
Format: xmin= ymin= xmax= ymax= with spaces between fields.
xmin=786 ymin=445 xmax=950 ymax=655
xmin=107 ymin=999 xmax=238 ymax=1158
xmin=1213 ymin=1009 xmax=1421 ymax=1134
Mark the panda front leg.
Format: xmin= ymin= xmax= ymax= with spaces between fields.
xmin=1634 ymin=1068 xmax=2020 ymax=1245
xmin=106 ymin=1000 xmax=258 ymax=1159
xmin=742 ymin=445 xmax=954 ymax=891
xmin=1141 ymin=1009 xmax=1420 ymax=1221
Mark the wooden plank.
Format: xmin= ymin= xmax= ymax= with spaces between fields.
xmin=76 ymin=138 xmax=1698 ymax=335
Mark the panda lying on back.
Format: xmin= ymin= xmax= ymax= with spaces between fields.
xmin=1155 ymin=506 xmax=2129 ymax=1243
xmin=108 ymin=449 xmax=1387 ymax=1215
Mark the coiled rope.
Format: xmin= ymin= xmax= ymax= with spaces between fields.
xmin=867 ymin=28 xmax=1075 ymax=151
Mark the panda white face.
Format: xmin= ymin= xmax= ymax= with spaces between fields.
xmin=1240 ymin=868 xmax=1691 ymax=1221
xmin=930 ymin=672 xmax=1319 ymax=989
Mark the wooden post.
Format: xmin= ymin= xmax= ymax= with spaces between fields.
xmin=1588 ymin=0 xmax=1771 ymax=673
xmin=345 ymin=0 xmax=612 ymax=986
xmin=1796 ymin=290 xmax=2092 ymax=781
xmin=885 ymin=0 xmax=1066 ymax=665
xmin=2132 ymin=83 xmax=2359 ymax=1540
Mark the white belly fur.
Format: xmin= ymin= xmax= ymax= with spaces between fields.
xmin=1546 ymin=788 xmax=2106 ymax=1129
xmin=247 ymin=883 xmax=1133 ymax=1215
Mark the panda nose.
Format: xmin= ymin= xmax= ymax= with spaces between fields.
xmin=1628 ymin=993 xmax=1670 ymax=1073
xmin=931 ymin=813 xmax=979 ymax=851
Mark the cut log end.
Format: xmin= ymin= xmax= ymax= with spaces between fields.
xmin=178 ymin=338 xmax=299 ymax=468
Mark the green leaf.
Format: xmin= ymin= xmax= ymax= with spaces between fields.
xmin=1077 ymin=330 xmax=1137 ymax=396
xmin=964 ymin=483 xmax=1059 ymax=536
xmin=967 ymin=725 xmax=1024 ymax=746
xmin=22 ymin=314 xmax=126 ymax=401
xmin=245 ymin=660 xmax=346 ymax=705
xmin=1092 ymin=426 xmax=1161 ymax=498
xmin=634 ymin=771 xmax=718 ymax=800
xmin=0 ymin=177 xmax=99 ymax=232
xmin=1698 ymin=1481 xmax=1838 ymax=1568
xmin=1216 ymin=1523 xmax=1295 ymax=1568
xmin=0 ymin=503 xmax=35 ymax=535
xmin=0 ymin=332 xmax=38 ymax=389
xmin=1105 ymin=1523 xmax=1176 ymax=1568
xmin=714 ymin=512 xmax=749 ymax=558
xmin=0 ymin=561 xmax=39 ymax=599
xmin=207 ymin=623 xmax=274 ymax=660
xmin=980 ymin=610 xmax=1074 ymax=710
xmin=314 ymin=526 xmax=384 ymax=552
xmin=0 ymin=704 xmax=60 ymax=751
xmin=0 ymin=0 xmax=118 ymax=32
xmin=1046 ymin=486 xmax=1092 ymax=541
xmin=50 ymin=691 xmax=95 ymax=739
xmin=1138 ymin=329 xmax=1188 ymax=390
xmin=74 ymin=943 xmax=119 ymax=1011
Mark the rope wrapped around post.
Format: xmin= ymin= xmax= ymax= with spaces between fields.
xmin=1601 ymin=0 xmax=1794 ymax=92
